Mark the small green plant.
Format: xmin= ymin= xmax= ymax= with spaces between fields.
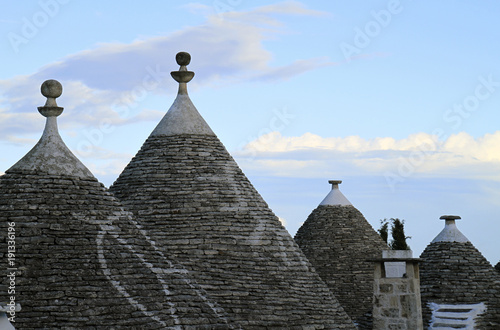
xmin=378 ymin=219 xmax=389 ymax=244
xmin=378 ymin=218 xmax=411 ymax=250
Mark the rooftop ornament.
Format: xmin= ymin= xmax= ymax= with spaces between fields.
xmin=6 ymin=79 xmax=93 ymax=178
xmin=439 ymin=215 xmax=461 ymax=221
xmin=150 ymin=52 xmax=215 ymax=137
xmin=40 ymin=79 xmax=63 ymax=111
xmin=329 ymin=180 xmax=343 ymax=188
xmin=431 ymin=215 xmax=469 ymax=243
xmin=171 ymin=51 xmax=194 ymax=95
xmin=319 ymin=179 xmax=352 ymax=206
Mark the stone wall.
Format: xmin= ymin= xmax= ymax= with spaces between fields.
xmin=372 ymin=259 xmax=422 ymax=330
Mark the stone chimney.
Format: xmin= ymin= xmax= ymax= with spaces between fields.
xmin=372 ymin=250 xmax=423 ymax=330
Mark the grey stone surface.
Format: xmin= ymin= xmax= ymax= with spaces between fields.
xmin=150 ymin=93 xmax=215 ymax=137
xmin=372 ymin=260 xmax=423 ymax=330
xmin=319 ymin=180 xmax=352 ymax=206
xmin=7 ymin=117 xmax=93 ymax=179
xmin=431 ymin=217 xmax=469 ymax=243
xmin=0 ymin=80 xmax=235 ymax=329
xmin=109 ymin=53 xmax=355 ymax=328
xmin=1 ymin=59 xmax=357 ymax=328
xmin=110 ymin=133 xmax=355 ymax=329
xmin=40 ymin=79 xmax=62 ymax=107
xmin=294 ymin=204 xmax=388 ymax=329
xmin=420 ymin=240 xmax=500 ymax=329
xmin=7 ymin=81 xmax=93 ymax=179
xmin=176 ymin=52 xmax=191 ymax=66
xmin=0 ymin=171 xmax=235 ymax=329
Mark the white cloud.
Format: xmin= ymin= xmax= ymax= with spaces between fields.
xmin=0 ymin=1 xmax=332 ymax=142
xmin=76 ymin=146 xmax=135 ymax=183
xmin=86 ymin=158 xmax=130 ymax=177
xmin=443 ymin=132 xmax=500 ymax=162
xmin=235 ymin=131 xmax=500 ymax=182
xmin=278 ymin=216 xmax=287 ymax=226
xmin=74 ymin=145 xmax=133 ymax=161
xmin=5 ymin=135 xmax=38 ymax=146
xmin=242 ymin=131 xmax=440 ymax=153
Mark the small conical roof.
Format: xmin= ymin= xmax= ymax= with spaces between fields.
xmin=0 ymin=81 xmax=233 ymax=328
xmin=431 ymin=215 xmax=469 ymax=243
xmin=419 ymin=215 xmax=500 ymax=329
xmin=110 ymin=53 xmax=355 ymax=328
xmin=320 ymin=180 xmax=352 ymax=206
xmin=295 ymin=180 xmax=387 ymax=328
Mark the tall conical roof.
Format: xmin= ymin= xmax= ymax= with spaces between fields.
xmin=110 ymin=53 xmax=355 ymax=328
xmin=294 ymin=180 xmax=388 ymax=328
xmin=419 ymin=215 xmax=500 ymax=329
xmin=0 ymin=81 xmax=233 ymax=328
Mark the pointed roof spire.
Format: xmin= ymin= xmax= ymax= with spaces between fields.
xmin=7 ymin=80 xmax=93 ymax=178
xmin=420 ymin=215 xmax=500 ymax=327
xmin=171 ymin=51 xmax=194 ymax=94
xmin=150 ymin=52 xmax=215 ymax=137
xmin=295 ymin=180 xmax=386 ymax=327
xmin=431 ymin=215 xmax=469 ymax=243
xmin=319 ymin=180 xmax=352 ymax=206
xmin=111 ymin=53 xmax=356 ymax=328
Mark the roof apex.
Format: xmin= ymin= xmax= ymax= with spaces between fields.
xmin=319 ymin=179 xmax=352 ymax=206
xmin=7 ymin=80 xmax=93 ymax=178
xmin=431 ymin=215 xmax=469 ymax=243
xmin=150 ymin=52 xmax=215 ymax=137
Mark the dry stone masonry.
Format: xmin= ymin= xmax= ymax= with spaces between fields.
xmin=419 ymin=215 xmax=500 ymax=329
xmin=3 ymin=53 xmax=500 ymax=329
xmin=0 ymin=80 xmax=236 ymax=329
xmin=371 ymin=251 xmax=423 ymax=330
xmin=294 ymin=181 xmax=388 ymax=329
xmin=109 ymin=53 xmax=356 ymax=329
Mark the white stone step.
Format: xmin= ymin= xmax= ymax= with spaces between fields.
xmin=429 ymin=302 xmax=486 ymax=330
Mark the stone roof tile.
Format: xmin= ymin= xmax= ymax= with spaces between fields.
xmin=295 ymin=180 xmax=388 ymax=328
xmin=419 ymin=215 xmax=500 ymax=329
xmin=0 ymin=81 xmax=235 ymax=329
xmin=110 ymin=53 xmax=355 ymax=329
xmin=7 ymin=80 xmax=93 ymax=179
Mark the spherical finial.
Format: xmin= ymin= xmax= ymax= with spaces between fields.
xmin=38 ymin=79 xmax=63 ymax=117
xmin=176 ymin=52 xmax=191 ymax=66
xmin=171 ymin=52 xmax=194 ymax=87
xmin=41 ymin=79 xmax=63 ymax=99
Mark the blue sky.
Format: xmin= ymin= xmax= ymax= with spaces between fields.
xmin=1 ymin=1 xmax=500 ymax=264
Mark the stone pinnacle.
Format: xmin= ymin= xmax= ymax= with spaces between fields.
xmin=171 ymin=51 xmax=195 ymax=86
xmin=39 ymin=79 xmax=64 ymax=117
xmin=439 ymin=215 xmax=461 ymax=221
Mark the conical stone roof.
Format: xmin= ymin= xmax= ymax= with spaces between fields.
xmin=294 ymin=180 xmax=388 ymax=329
xmin=109 ymin=52 xmax=355 ymax=328
xmin=0 ymin=80 xmax=234 ymax=329
xmin=419 ymin=215 xmax=500 ymax=329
